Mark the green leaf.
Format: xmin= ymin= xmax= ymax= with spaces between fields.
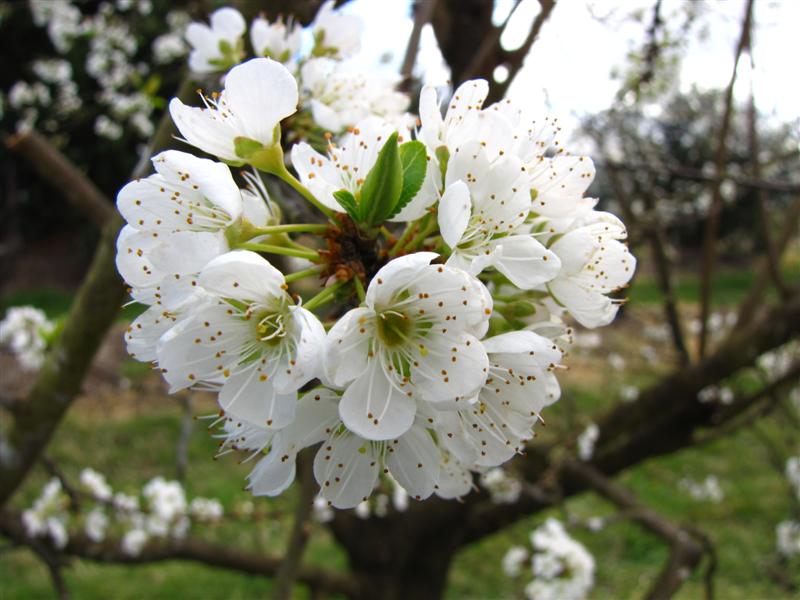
xmin=333 ymin=190 xmax=360 ymax=221
xmin=359 ymin=131 xmax=402 ymax=227
xmin=387 ymin=141 xmax=428 ymax=220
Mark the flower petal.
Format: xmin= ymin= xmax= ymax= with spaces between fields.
xmin=199 ymin=250 xmax=285 ymax=301
xmin=339 ymin=358 xmax=416 ymax=440
xmin=438 ymin=180 xmax=471 ymax=248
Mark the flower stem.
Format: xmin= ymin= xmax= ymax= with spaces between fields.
xmin=388 ymin=221 xmax=418 ymax=258
xmin=353 ymin=276 xmax=366 ymax=304
xmin=404 ymin=218 xmax=439 ymax=252
xmin=252 ymin=223 xmax=329 ymax=236
xmin=285 ymin=265 xmax=324 ymax=283
xmin=266 ymin=161 xmax=337 ymax=220
xmin=304 ymin=279 xmax=348 ymax=311
xmin=237 ymin=242 xmax=320 ymax=261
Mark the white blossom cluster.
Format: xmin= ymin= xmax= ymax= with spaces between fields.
xmin=22 ymin=469 xmax=223 ymax=554
xmin=576 ymin=423 xmax=599 ymax=461
xmin=502 ymin=518 xmax=595 ymax=600
xmin=0 ymin=305 xmax=55 ymax=370
xmin=115 ymin=3 xmax=635 ymax=510
xmin=180 ymin=3 xmax=411 ymax=134
xmin=776 ymin=519 xmax=800 ymax=559
xmin=8 ymin=0 xmax=166 ymax=138
xmin=678 ymin=475 xmax=725 ymax=503
xmin=480 ymin=467 xmax=522 ymax=504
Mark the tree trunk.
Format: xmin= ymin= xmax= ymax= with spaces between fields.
xmin=330 ymin=511 xmax=464 ymax=600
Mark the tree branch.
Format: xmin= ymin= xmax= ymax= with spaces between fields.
xmin=566 ymin=461 xmax=707 ymax=600
xmin=399 ymin=0 xmax=438 ymax=90
xmin=5 ymin=130 xmax=113 ymax=229
xmin=698 ymin=0 xmax=755 ymax=357
xmin=0 ymin=76 xmax=198 ymax=508
xmin=0 ymin=509 xmax=357 ymax=598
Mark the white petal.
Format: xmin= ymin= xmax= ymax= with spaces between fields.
xmin=273 ymin=307 xmax=326 ymax=393
xmin=149 ymin=231 xmax=227 ymax=278
xmin=115 ymin=226 xmax=163 ymax=287
xmin=324 ymin=307 xmax=374 ymax=387
xmin=313 ymin=433 xmax=379 ymax=509
xmin=438 ymin=180 xmax=471 ymax=248
xmin=435 ymin=454 xmax=473 ymax=500
xmin=248 ymin=452 xmax=296 ymax=497
xmin=168 ymin=98 xmax=237 ymax=161
xmin=290 ymin=142 xmax=342 ymax=212
xmin=210 ymin=7 xmax=246 ymax=38
xmin=218 ymin=364 xmax=296 ymax=429
xmin=225 ymin=58 xmax=298 ymax=144
xmin=339 ymin=358 xmax=416 ymax=440
xmin=548 ymin=278 xmax=618 ymax=328
xmin=491 ymin=235 xmax=561 ymax=289
xmin=199 ymin=250 xmax=285 ymax=301
xmin=365 ymin=252 xmax=437 ymax=308
xmin=411 ymin=333 xmax=488 ymax=404
xmin=386 ymin=424 xmax=440 ymax=501
xmin=125 ymin=305 xmax=178 ymax=362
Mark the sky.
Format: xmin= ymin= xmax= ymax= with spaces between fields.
xmin=341 ymin=0 xmax=800 ymax=132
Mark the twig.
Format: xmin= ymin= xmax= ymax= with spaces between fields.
xmin=746 ymin=48 xmax=789 ymax=298
xmin=41 ymin=457 xmax=82 ymax=512
xmin=273 ymin=449 xmax=319 ymax=600
xmin=5 ymin=130 xmax=113 ymax=229
xmin=399 ymin=0 xmax=438 ymax=90
xmin=698 ymin=0 xmax=755 ymax=358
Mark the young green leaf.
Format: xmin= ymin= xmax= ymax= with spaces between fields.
xmin=359 ymin=131 xmax=402 ymax=226
xmin=333 ymin=189 xmax=360 ymax=221
xmin=387 ymin=140 xmax=428 ymax=220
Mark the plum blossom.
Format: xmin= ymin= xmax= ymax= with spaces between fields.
xmin=251 ymin=16 xmax=302 ymax=63
xmin=170 ymin=58 xmax=298 ymax=164
xmin=185 ymin=7 xmax=246 ymax=73
xmin=0 ymin=306 xmax=55 ymax=370
xmin=311 ymin=0 xmax=362 ymax=58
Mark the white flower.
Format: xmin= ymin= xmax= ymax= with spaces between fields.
xmin=480 ymin=468 xmax=521 ymax=504
xmin=122 ymin=528 xmax=149 ymax=556
xmin=324 ymin=252 xmax=491 ymax=440
xmin=312 ymin=495 xmax=334 ymax=523
xmin=438 ymin=142 xmax=561 ymax=288
xmin=298 ymin=58 xmax=411 ymax=134
xmin=189 ymin=497 xmax=224 ymax=522
xmin=431 ymin=330 xmax=561 ymax=468
xmin=503 ymin=545 xmax=530 ymax=577
xmin=546 ymin=211 xmax=636 ymax=328
xmin=85 ymin=508 xmax=109 ymax=542
xmin=526 ymin=518 xmax=595 ymax=600
xmin=22 ymin=478 xmax=69 ymax=548
xmin=292 ymin=116 xmax=425 ymax=220
xmin=577 ymin=423 xmax=599 ymax=461
xmin=170 ymin=58 xmax=298 ymax=164
xmin=678 ymin=475 xmax=724 ymax=503
xmin=251 ymin=16 xmax=302 ymax=62
xmin=776 ymin=520 xmax=800 ymax=558
xmin=157 ymin=251 xmax=325 ymax=429
xmin=185 ymin=7 xmax=246 ymax=73
xmin=80 ymin=468 xmax=113 ymax=501
xmin=0 ymin=306 xmax=54 ymax=370
xmin=311 ymin=0 xmax=362 ymax=58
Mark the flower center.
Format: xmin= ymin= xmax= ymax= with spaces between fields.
xmin=255 ymin=311 xmax=287 ymax=346
xmin=375 ymin=310 xmax=411 ymax=348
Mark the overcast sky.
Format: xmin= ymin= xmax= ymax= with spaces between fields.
xmin=342 ymin=0 xmax=799 ymax=133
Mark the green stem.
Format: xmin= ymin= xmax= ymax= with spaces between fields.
xmin=267 ymin=161 xmax=337 ymax=220
xmin=405 ymin=220 xmax=439 ymax=252
xmin=252 ymin=223 xmax=329 ymax=235
xmin=388 ymin=221 xmax=420 ymax=258
xmin=354 ymin=276 xmax=366 ymax=304
xmin=285 ymin=265 xmax=324 ymax=283
xmin=237 ymin=242 xmax=319 ymax=261
xmin=304 ymin=279 xmax=348 ymax=311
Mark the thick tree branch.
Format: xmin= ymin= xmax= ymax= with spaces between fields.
xmin=399 ymin=0 xmax=438 ymax=90
xmin=5 ymin=130 xmax=113 ymax=228
xmin=0 ymin=510 xmax=357 ymax=597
